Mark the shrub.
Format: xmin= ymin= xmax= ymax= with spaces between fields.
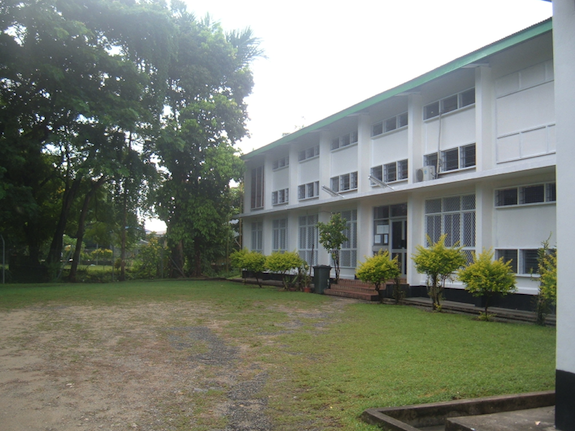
xmin=412 ymin=234 xmax=466 ymax=311
xmin=317 ymin=213 xmax=348 ymax=284
xmin=533 ymin=239 xmax=557 ymax=325
xmin=230 ymin=249 xmax=267 ymax=288
xmin=458 ymin=248 xmax=516 ymax=318
xmin=356 ymin=250 xmax=400 ymax=293
xmin=266 ymin=251 xmax=304 ymax=290
xmin=134 ymin=237 xmax=167 ymax=279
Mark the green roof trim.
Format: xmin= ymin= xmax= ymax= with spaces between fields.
xmin=243 ymin=18 xmax=552 ymax=160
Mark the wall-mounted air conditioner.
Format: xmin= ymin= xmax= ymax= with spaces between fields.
xmin=416 ymin=165 xmax=436 ymax=182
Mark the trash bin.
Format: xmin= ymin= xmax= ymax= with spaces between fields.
xmin=313 ymin=265 xmax=331 ymax=294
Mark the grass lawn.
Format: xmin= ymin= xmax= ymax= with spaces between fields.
xmin=0 ymin=280 xmax=556 ymax=430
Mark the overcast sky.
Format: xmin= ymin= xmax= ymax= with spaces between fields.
xmin=184 ymin=0 xmax=552 ymax=153
xmin=146 ymin=0 xmax=552 ymax=231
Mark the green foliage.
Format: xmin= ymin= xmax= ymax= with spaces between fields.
xmin=356 ymin=250 xmax=400 ymax=292
xmin=317 ymin=213 xmax=348 ymax=283
xmin=134 ymin=236 xmax=167 ymax=279
xmin=230 ymin=249 xmax=267 ymax=288
xmin=534 ymin=239 xmax=557 ymax=325
xmin=412 ymin=234 xmax=467 ymax=311
xmin=90 ymin=248 xmax=113 ymax=262
xmin=458 ymin=248 xmax=516 ymax=317
xmin=266 ymin=251 xmax=304 ymax=290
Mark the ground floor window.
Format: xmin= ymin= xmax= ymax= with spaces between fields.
xmin=298 ymin=215 xmax=318 ymax=266
xmin=251 ymin=221 xmax=263 ymax=253
xmin=425 ymin=194 xmax=476 ymax=261
xmin=340 ymin=210 xmax=357 ymax=268
xmin=496 ymin=249 xmax=541 ymax=274
xmin=272 ymin=219 xmax=287 ymax=252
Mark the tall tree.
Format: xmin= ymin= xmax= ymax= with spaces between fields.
xmin=155 ymin=6 xmax=260 ymax=276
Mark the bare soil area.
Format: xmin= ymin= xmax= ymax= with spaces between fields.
xmin=0 ymin=300 xmax=349 ymax=431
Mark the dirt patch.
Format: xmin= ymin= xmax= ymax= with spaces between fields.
xmin=0 ymin=303 xmax=269 ymax=430
xmin=0 ymin=299 xmax=355 ymax=430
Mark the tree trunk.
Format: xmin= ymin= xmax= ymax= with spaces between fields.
xmin=69 ymin=177 xmax=106 ymax=282
xmin=192 ymin=240 xmax=202 ymax=277
xmin=170 ymin=240 xmax=186 ymax=278
xmin=46 ymin=177 xmax=82 ymax=266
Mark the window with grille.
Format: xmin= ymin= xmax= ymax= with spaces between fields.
xmin=298 ymin=215 xmax=318 ymax=266
xmin=272 ymin=188 xmax=289 ymax=205
xmin=298 ymin=181 xmax=319 ymax=200
xmin=439 ymin=144 xmax=476 ymax=172
xmin=372 ymin=112 xmax=408 ymax=137
xmin=330 ymin=172 xmax=358 ymax=192
xmin=425 ymin=194 xmax=476 ymax=258
xmin=272 ymin=219 xmax=287 ymax=252
xmin=495 ymin=182 xmax=556 ymax=207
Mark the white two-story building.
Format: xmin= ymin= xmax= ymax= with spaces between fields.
xmin=240 ymin=19 xmax=556 ymax=306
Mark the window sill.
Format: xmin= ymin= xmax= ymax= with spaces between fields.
xmin=331 ymin=142 xmax=358 ymax=153
xmin=371 ymin=126 xmax=408 ymax=139
xmin=299 ymin=196 xmax=319 ymax=202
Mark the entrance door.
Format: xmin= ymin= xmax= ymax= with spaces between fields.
xmin=391 ymin=219 xmax=407 ymax=276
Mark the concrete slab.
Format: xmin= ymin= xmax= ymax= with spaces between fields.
xmin=446 ymin=406 xmax=555 ymax=431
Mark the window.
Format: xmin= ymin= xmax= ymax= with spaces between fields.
xmin=384 ymin=162 xmax=397 ymax=182
xmin=497 ymin=249 xmax=518 ymax=273
xmin=272 ymin=219 xmax=287 ymax=252
xmin=425 ymin=195 xmax=476 ymax=260
xmin=496 ymin=182 xmax=556 ymax=207
xmin=340 ymin=210 xmax=357 ymax=268
xmin=440 ymin=144 xmax=476 ymax=172
xmin=298 ymin=181 xmax=319 ymax=200
xmin=250 ymin=166 xmax=264 ymax=210
xmin=251 ymin=221 xmax=263 ymax=253
xmin=299 ymin=215 xmax=318 ymax=266
xmin=373 ymin=204 xmax=407 ymax=246
xmin=272 ymin=188 xmax=289 ymax=205
xmin=330 ymin=172 xmax=358 ymax=192
xmin=370 ymin=165 xmax=383 ymax=182
xmin=372 ymin=112 xmax=408 ymax=137
xmin=272 ymin=156 xmax=289 ymax=170
xmin=496 ymin=249 xmax=541 ymax=274
xmin=331 ymin=130 xmax=358 ymax=150
xmin=424 ymin=88 xmax=475 ymax=120
xmin=298 ymin=145 xmax=319 ymax=162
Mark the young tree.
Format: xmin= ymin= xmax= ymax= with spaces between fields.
xmin=458 ymin=248 xmax=516 ymax=318
xmin=356 ymin=250 xmax=400 ymax=292
xmin=533 ymin=240 xmax=557 ymax=325
xmin=317 ymin=213 xmax=348 ymax=284
xmin=412 ymin=234 xmax=467 ymax=311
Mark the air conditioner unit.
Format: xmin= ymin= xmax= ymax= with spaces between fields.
xmin=416 ymin=165 xmax=436 ymax=182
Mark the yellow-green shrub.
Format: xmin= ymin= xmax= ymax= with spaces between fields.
xmin=356 ymin=250 xmax=400 ymax=292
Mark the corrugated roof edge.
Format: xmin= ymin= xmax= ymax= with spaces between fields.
xmin=242 ymin=17 xmax=552 ymax=160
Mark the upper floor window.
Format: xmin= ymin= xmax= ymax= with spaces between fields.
xmin=250 ymin=166 xmax=264 ymax=210
xmin=272 ymin=156 xmax=289 ymax=170
xmin=272 ymin=188 xmax=289 ymax=206
xmin=371 ymin=160 xmax=408 ymax=183
xmin=331 ymin=172 xmax=358 ymax=193
xmin=298 ymin=181 xmax=319 ymax=200
xmin=424 ymin=144 xmax=476 ymax=173
xmin=423 ymin=88 xmax=475 ymax=120
xmin=331 ymin=130 xmax=358 ymax=150
xmin=372 ymin=112 xmax=408 ymax=137
xmin=495 ymin=182 xmax=556 ymax=207
xmin=298 ymin=145 xmax=319 ymax=162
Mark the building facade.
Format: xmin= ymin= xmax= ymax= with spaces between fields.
xmin=241 ymin=19 xmax=556 ymax=300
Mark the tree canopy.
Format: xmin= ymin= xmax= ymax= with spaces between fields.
xmin=0 ymin=0 xmax=260 ymax=281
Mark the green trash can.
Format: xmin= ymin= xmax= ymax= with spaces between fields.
xmin=313 ymin=265 xmax=331 ymax=294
